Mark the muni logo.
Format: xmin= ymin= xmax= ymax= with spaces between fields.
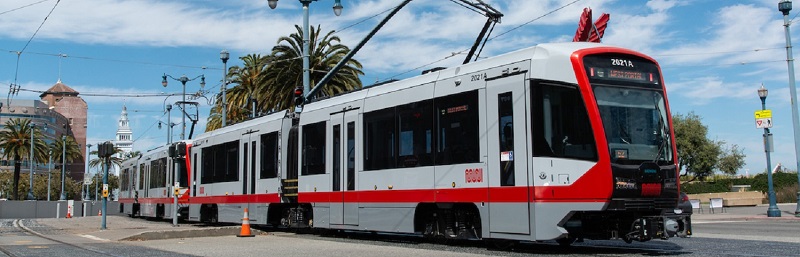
xmin=465 ymin=168 xmax=483 ymax=183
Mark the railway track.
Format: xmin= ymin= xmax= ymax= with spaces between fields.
xmin=0 ymin=219 xmax=123 ymax=257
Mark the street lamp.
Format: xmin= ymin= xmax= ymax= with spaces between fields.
xmin=268 ymin=0 xmax=344 ymax=110
xmin=59 ymin=135 xmax=67 ymax=200
xmin=26 ymin=122 xmax=35 ymax=200
xmin=162 ymin=73 xmax=205 ymax=140
xmin=759 ymin=85 xmax=781 ymax=217
xmin=778 ymin=0 xmax=800 ymax=217
xmin=47 ymin=150 xmax=52 ymax=201
xmin=85 ymin=143 xmax=92 ymax=200
xmin=221 ymin=50 xmax=229 ymax=128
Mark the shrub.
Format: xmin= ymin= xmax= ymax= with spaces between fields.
xmin=776 ymin=183 xmax=798 ymax=203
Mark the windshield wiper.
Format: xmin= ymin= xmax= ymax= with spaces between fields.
xmin=652 ymin=94 xmax=669 ymax=163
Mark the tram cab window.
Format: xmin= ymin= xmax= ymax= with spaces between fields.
xmin=302 ymin=121 xmax=326 ymax=175
xmin=531 ymin=81 xmax=597 ymax=161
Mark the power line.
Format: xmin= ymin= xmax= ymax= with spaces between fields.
xmin=0 ymin=0 xmax=50 ymax=16
xmin=653 ymin=47 xmax=783 ymax=57
xmin=486 ymin=0 xmax=581 ymax=42
xmin=0 ymin=49 xmax=219 ymax=71
xmin=388 ymin=0 xmax=581 ymax=79
xmin=19 ymin=0 xmax=60 ymax=55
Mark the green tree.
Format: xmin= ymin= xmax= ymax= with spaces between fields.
xmin=205 ymin=25 xmax=364 ymax=131
xmin=673 ymin=112 xmax=745 ymax=181
xmin=88 ymin=147 xmax=125 ymax=171
xmin=265 ymin=24 xmax=363 ymax=108
xmin=85 ymin=172 xmax=118 ymax=200
xmin=717 ymin=144 xmax=745 ymax=175
xmin=0 ymin=118 xmax=48 ymax=200
xmin=207 ymin=54 xmax=272 ymax=131
xmin=49 ymin=135 xmax=83 ymax=176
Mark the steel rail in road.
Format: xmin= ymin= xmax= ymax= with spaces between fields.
xmin=0 ymin=219 xmax=123 ymax=257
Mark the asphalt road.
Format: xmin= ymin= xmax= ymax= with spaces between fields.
xmin=2 ymin=205 xmax=799 ymax=257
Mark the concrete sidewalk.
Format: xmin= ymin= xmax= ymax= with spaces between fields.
xmin=691 ymin=203 xmax=800 ymax=221
xmin=34 ymin=216 xmax=244 ymax=241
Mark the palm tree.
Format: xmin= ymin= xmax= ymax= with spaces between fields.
xmin=264 ymin=25 xmax=364 ymax=109
xmin=205 ymin=25 xmax=364 ymax=131
xmin=88 ymin=147 xmax=125 ymax=172
xmin=0 ymin=118 xmax=48 ymax=200
xmin=49 ymin=135 xmax=83 ymax=179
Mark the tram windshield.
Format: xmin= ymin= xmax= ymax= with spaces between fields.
xmin=593 ymin=86 xmax=673 ymax=164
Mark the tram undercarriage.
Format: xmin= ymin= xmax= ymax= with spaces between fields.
xmin=562 ymin=210 xmax=682 ymax=243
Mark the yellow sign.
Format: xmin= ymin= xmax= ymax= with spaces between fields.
xmin=755 ymin=110 xmax=772 ymax=119
xmin=102 ymin=184 xmax=109 ymax=198
xmin=174 ymin=187 xmax=180 ymax=196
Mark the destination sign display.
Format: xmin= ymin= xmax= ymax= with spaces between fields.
xmin=584 ymin=54 xmax=662 ymax=88
xmin=588 ymin=67 xmax=655 ymax=83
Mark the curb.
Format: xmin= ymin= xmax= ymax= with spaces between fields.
xmin=120 ymin=226 xmax=250 ymax=241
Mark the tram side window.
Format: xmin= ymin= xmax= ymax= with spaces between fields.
xmin=139 ymin=164 xmax=145 ymax=190
xmin=201 ymin=147 xmax=213 ymax=184
xmin=531 ymin=82 xmax=597 ymax=161
xmin=260 ymin=132 xmax=279 ymax=179
xmin=302 ymin=121 xmax=326 ymax=175
xmin=436 ymin=90 xmax=480 ymax=165
xmin=121 ymin=168 xmax=129 ymax=191
xmin=178 ymin=158 xmax=188 ymax=188
xmin=397 ymin=100 xmax=433 ymax=168
xmin=200 ymin=140 xmax=240 ymax=183
xmin=364 ymin=108 xmax=395 ymax=171
xmin=149 ymin=160 xmax=159 ymax=188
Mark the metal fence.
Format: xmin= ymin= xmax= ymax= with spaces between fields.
xmin=0 ymin=200 xmax=121 ymax=219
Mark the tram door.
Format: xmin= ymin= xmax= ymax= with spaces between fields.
xmin=487 ymin=73 xmax=531 ymax=234
xmin=240 ymin=130 xmax=259 ymax=198
xmin=330 ymin=109 xmax=359 ymax=225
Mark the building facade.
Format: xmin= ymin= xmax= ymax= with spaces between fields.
xmin=0 ymin=99 xmax=72 ymax=175
xmin=39 ymin=80 xmax=88 ymax=182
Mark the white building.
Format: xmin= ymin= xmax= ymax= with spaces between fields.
xmin=113 ymin=105 xmax=133 ymax=175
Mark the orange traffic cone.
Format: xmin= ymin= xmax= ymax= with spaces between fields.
xmin=98 ymin=210 xmax=102 ymax=216
xmin=237 ymin=208 xmax=255 ymax=237
xmin=66 ymin=212 xmax=71 ymax=219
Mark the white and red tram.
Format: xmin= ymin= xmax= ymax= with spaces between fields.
xmin=119 ymin=42 xmax=685 ymax=244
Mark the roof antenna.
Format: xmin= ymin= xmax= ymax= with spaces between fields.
xmin=57 ymin=53 xmax=67 ymax=83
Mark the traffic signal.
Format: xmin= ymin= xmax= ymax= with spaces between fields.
xmin=294 ymin=87 xmax=304 ymax=106
xmin=98 ymin=142 xmax=114 ymax=158
xmin=168 ymin=144 xmax=177 ymax=158
xmin=176 ymin=142 xmax=187 ymax=157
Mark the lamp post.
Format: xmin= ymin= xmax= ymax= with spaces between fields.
xmin=759 ymin=85 xmax=782 ymax=217
xmin=59 ymin=135 xmax=67 ymax=200
xmin=167 ymin=104 xmax=173 ymax=144
xmin=26 ymin=122 xmax=35 ymax=200
xmin=778 ymin=0 xmax=800 ymax=217
xmin=47 ymin=150 xmax=52 ymax=201
xmin=220 ymin=50 xmax=229 ymax=127
xmin=85 ymin=144 xmax=92 ymax=200
xmin=162 ymin=74 xmax=205 ymax=140
xmin=268 ymin=0 xmax=343 ymax=108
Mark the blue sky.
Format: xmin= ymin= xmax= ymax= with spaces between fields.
xmin=0 ymin=0 xmax=796 ymax=176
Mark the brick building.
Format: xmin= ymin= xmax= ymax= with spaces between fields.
xmin=39 ymin=80 xmax=88 ymax=181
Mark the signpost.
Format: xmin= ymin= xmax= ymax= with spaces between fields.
xmin=755 ymin=109 xmax=773 ymax=129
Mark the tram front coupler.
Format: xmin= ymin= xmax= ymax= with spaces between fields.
xmin=623 ymin=217 xmax=678 ymax=243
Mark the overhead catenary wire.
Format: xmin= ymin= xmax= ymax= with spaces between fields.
xmin=389 ymin=0 xmax=582 ymax=79
xmin=0 ymin=0 xmax=50 ymax=16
